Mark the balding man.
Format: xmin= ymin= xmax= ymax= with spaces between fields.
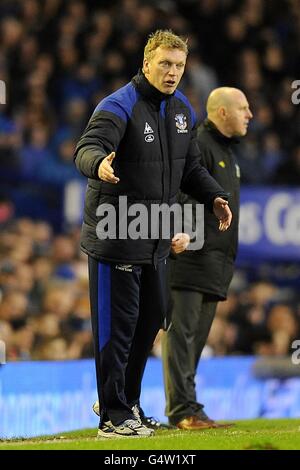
xmin=162 ymin=87 xmax=252 ymax=430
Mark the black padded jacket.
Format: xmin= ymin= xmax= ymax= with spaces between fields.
xmin=171 ymin=119 xmax=240 ymax=299
xmin=74 ymin=72 xmax=227 ymax=265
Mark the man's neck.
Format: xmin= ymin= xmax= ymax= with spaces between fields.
xmin=132 ymin=70 xmax=171 ymax=103
xmin=208 ymin=117 xmax=233 ymax=138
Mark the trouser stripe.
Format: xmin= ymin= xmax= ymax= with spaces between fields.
xmin=97 ymin=262 xmax=111 ymax=351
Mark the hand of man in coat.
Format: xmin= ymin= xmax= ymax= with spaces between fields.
xmin=213 ymin=197 xmax=232 ymax=231
xmin=98 ymin=152 xmax=120 ymax=183
xmin=171 ymin=233 xmax=190 ymax=254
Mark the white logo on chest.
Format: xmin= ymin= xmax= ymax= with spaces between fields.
xmin=144 ymin=122 xmax=154 ymax=142
xmin=175 ymin=114 xmax=188 ymax=133
xmin=144 ymin=122 xmax=153 ymax=134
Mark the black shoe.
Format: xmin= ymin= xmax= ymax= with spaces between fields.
xmin=141 ymin=415 xmax=175 ymax=429
xmin=135 ymin=405 xmax=175 ymax=430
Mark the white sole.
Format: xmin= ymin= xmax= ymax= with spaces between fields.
xmin=97 ymin=430 xmax=152 ymax=439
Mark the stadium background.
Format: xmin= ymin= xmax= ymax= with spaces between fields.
xmin=0 ymin=0 xmax=300 ymax=436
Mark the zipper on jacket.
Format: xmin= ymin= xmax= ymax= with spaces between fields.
xmin=151 ymin=100 xmax=170 ymax=266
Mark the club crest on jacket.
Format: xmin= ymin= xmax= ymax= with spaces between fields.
xmin=175 ymin=114 xmax=188 ymax=133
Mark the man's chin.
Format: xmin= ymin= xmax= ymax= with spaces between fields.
xmin=161 ymin=83 xmax=176 ymax=93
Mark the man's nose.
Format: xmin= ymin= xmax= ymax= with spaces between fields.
xmin=168 ymin=64 xmax=177 ymax=76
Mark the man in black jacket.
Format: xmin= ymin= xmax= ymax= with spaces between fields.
xmin=162 ymin=87 xmax=252 ymax=430
xmin=74 ymin=30 xmax=232 ymax=438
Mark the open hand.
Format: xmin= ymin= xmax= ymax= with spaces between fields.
xmin=213 ymin=197 xmax=232 ymax=231
xmin=98 ymin=152 xmax=120 ymax=183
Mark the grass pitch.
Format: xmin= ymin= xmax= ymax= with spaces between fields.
xmin=0 ymin=418 xmax=299 ymax=450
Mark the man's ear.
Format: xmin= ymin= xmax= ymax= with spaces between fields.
xmin=218 ymin=106 xmax=227 ymax=121
xmin=143 ymin=58 xmax=149 ymax=74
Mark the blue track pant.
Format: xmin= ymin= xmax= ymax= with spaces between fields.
xmin=88 ymin=256 xmax=167 ymax=426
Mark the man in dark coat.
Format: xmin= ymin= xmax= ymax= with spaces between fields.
xmin=162 ymin=87 xmax=252 ymax=430
xmin=74 ymin=31 xmax=232 ymax=438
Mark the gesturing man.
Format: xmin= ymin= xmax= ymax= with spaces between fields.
xmin=74 ymin=30 xmax=231 ymax=438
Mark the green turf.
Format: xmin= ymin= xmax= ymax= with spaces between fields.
xmin=1 ymin=419 xmax=300 ymax=450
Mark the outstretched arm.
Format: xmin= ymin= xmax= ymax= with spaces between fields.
xmin=74 ymin=106 xmax=126 ymax=180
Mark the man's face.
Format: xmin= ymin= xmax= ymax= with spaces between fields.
xmin=226 ymin=92 xmax=253 ymax=136
xmin=143 ymin=46 xmax=187 ymax=94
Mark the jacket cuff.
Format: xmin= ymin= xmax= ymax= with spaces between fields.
xmin=209 ymin=191 xmax=229 ymax=212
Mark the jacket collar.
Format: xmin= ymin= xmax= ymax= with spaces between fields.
xmin=132 ymin=70 xmax=172 ymax=105
xmin=204 ymin=119 xmax=239 ymax=145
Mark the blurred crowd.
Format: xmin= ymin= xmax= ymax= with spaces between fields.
xmin=0 ymin=217 xmax=299 ymax=361
xmin=0 ymin=0 xmax=300 ymax=186
xmin=1 ymin=0 xmax=300 ymax=361
xmin=204 ymin=276 xmax=300 ymax=358
xmin=0 ymin=218 xmax=93 ymax=361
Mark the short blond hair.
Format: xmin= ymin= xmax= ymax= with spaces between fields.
xmin=144 ymin=29 xmax=188 ymax=62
